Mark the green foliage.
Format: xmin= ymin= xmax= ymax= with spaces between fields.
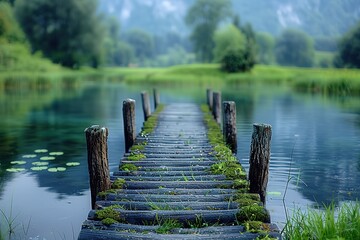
xmin=315 ymin=51 xmax=334 ymax=68
xmin=151 ymin=46 xmax=195 ymax=67
xmin=155 ymin=218 xmax=183 ymax=234
xmin=127 ymin=152 xmax=146 ymax=161
xmin=231 ymin=193 xmax=261 ymax=206
xmin=256 ymin=32 xmax=275 ymax=65
xmin=120 ymin=163 xmax=138 ymax=172
xmin=124 ymin=29 xmax=154 ymax=64
xmin=15 ymin=0 xmax=103 ymax=68
xmin=95 ymin=205 xmax=124 ymax=225
xmin=0 ymin=2 xmax=26 ymax=43
xmin=103 ymin=16 xmax=134 ymax=67
xmin=334 ymin=21 xmax=360 ymax=68
xmin=275 ymin=29 xmax=315 ymax=67
xmin=283 ymin=202 xmax=360 ymax=240
xmin=0 ymin=2 xmax=61 ymax=72
xmin=237 ymin=205 xmax=270 ymax=223
xmin=213 ymin=24 xmax=254 ymax=72
xmin=111 ymin=178 xmax=126 ymax=189
xmin=185 ymin=0 xmax=232 ymax=62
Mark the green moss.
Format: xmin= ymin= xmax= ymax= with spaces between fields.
xmin=210 ymin=161 xmax=246 ymax=180
xmin=237 ymin=205 xmax=270 ymax=223
xmin=156 ymin=218 xmax=183 ymax=234
xmin=140 ymin=104 xmax=165 ymax=136
xmin=130 ymin=144 xmax=146 ymax=152
xmin=112 ymin=178 xmax=126 ymax=189
xmin=232 ymin=179 xmax=249 ymax=190
xmin=245 ymin=221 xmax=263 ymax=232
xmin=120 ymin=163 xmax=138 ymax=172
xmin=102 ymin=217 xmax=118 ymax=226
xmin=231 ymin=193 xmax=261 ymax=206
xmin=127 ymin=152 xmax=146 ymax=161
xmin=97 ymin=189 xmax=117 ymax=200
xmin=95 ymin=205 xmax=124 ymax=225
xmin=256 ymin=235 xmax=278 ymax=240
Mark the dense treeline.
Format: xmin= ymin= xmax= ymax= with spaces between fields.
xmin=1 ymin=0 xmax=360 ymax=71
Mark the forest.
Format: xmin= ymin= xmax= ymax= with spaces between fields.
xmin=1 ymin=0 xmax=360 ymax=72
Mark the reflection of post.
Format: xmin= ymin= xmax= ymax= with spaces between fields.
xmin=249 ymin=123 xmax=272 ymax=205
xmin=223 ymin=101 xmax=237 ymax=153
xmin=123 ymin=99 xmax=136 ymax=153
xmin=206 ymin=89 xmax=213 ymax=111
xmin=141 ymin=91 xmax=151 ymax=121
xmin=84 ymin=125 xmax=111 ymax=209
xmin=212 ymin=91 xmax=221 ymax=124
xmin=153 ymin=89 xmax=160 ymax=110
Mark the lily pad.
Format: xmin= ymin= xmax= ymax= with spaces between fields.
xmin=66 ymin=162 xmax=80 ymax=167
xmin=40 ymin=156 xmax=55 ymax=161
xmin=267 ymin=191 xmax=282 ymax=196
xmin=22 ymin=154 xmax=37 ymax=158
xmin=6 ymin=168 xmax=26 ymax=173
xmin=32 ymin=162 xmax=49 ymax=166
xmin=35 ymin=149 xmax=48 ymax=153
xmin=49 ymin=152 xmax=64 ymax=156
xmin=31 ymin=166 xmax=48 ymax=171
xmin=48 ymin=167 xmax=67 ymax=172
xmin=10 ymin=161 xmax=27 ymax=165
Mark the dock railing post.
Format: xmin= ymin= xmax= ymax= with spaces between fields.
xmin=206 ymin=89 xmax=213 ymax=111
xmin=248 ymin=123 xmax=272 ymax=205
xmin=84 ymin=125 xmax=111 ymax=209
xmin=123 ymin=99 xmax=136 ymax=153
xmin=212 ymin=91 xmax=221 ymax=125
xmin=153 ymin=89 xmax=160 ymax=110
xmin=223 ymin=101 xmax=237 ymax=153
xmin=141 ymin=91 xmax=151 ymax=121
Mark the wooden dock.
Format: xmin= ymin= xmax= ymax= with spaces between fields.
xmin=78 ymin=101 xmax=281 ymax=239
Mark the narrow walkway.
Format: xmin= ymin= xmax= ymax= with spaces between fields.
xmin=78 ymin=103 xmax=280 ymax=239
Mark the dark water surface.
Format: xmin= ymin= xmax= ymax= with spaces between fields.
xmin=0 ymin=81 xmax=359 ymax=239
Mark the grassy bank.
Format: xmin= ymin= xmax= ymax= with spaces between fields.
xmin=1 ymin=63 xmax=360 ymax=96
xmin=283 ymin=202 xmax=360 ymax=239
xmin=103 ymin=64 xmax=360 ymax=96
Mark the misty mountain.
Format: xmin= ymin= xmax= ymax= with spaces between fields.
xmin=99 ymin=0 xmax=360 ymax=37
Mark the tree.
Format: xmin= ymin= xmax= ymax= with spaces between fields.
xmin=213 ymin=24 xmax=253 ymax=72
xmin=232 ymin=15 xmax=257 ymax=70
xmin=14 ymin=0 xmax=103 ymax=68
xmin=124 ymin=29 xmax=154 ymax=64
xmin=185 ymin=0 xmax=232 ymax=63
xmin=275 ymin=29 xmax=314 ymax=67
xmin=0 ymin=2 xmax=26 ymax=43
xmin=334 ymin=22 xmax=360 ymax=68
xmin=256 ymin=32 xmax=275 ymax=64
xmin=102 ymin=16 xmax=134 ymax=67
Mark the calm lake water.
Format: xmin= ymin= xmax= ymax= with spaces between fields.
xmin=0 ymin=80 xmax=359 ymax=239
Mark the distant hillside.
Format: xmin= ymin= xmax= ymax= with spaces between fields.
xmin=99 ymin=0 xmax=360 ymax=37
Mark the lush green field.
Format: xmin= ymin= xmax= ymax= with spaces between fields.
xmin=102 ymin=64 xmax=360 ymax=96
xmin=1 ymin=63 xmax=360 ymax=96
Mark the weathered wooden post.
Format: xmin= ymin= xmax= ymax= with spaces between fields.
xmin=141 ymin=91 xmax=151 ymax=121
xmin=153 ymin=89 xmax=160 ymax=110
xmin=84 ymin=125 xmax=111 ymax=209
xmin=206 ymin=89 xmax=213 ymax=111
xmin=212 ymin=91 xmax=221 ymax=124
xmin=223 ymin=101 xmax=237 ymax=153
xmin=123 ymin=99 xmax=136 ymax=153
xmin=249 ymin=123 xmax=272 ymax=205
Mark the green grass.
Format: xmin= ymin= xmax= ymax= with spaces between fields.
xmin=102 ymin=64 xmax=360 ymax=96
xmin=283 ymin=202 xmax=360 ymax=239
